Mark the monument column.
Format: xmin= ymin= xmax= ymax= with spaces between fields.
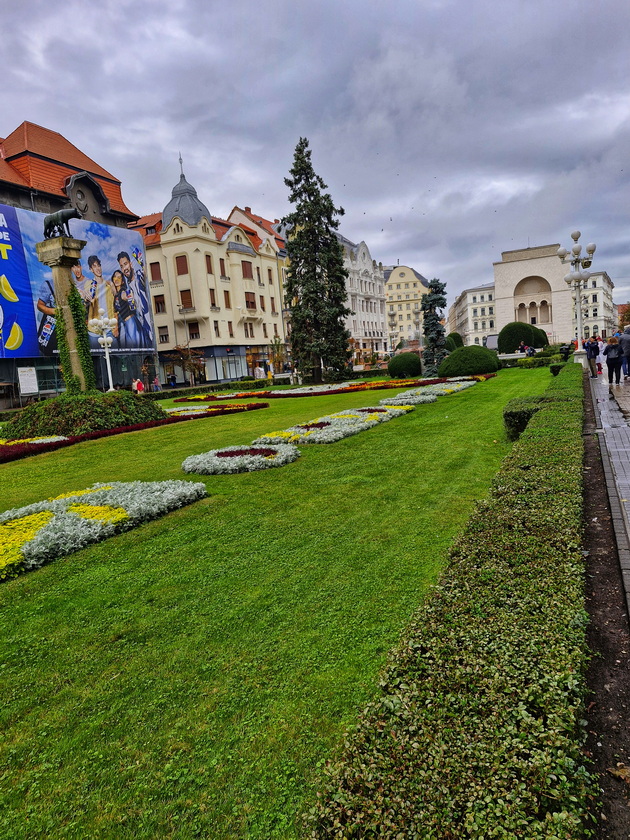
xmin=36 ymin=236 xmax=89 ymax=391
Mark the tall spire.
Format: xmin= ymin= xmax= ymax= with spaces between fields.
xmin=179 ymin=152 xmax=184 ymax=176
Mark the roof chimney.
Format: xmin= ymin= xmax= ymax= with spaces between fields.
xmin=245 ymin=206 xmax=251 ymax=213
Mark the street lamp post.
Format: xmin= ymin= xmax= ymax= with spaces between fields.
xmin=88 ymin=308 xmax=116 ymax=391
xmin=557 ymin=231 xmax=596 ymax=367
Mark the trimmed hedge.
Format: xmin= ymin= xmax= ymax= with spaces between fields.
xmin=309 ymin=364 xmax=595 ymax=838
xmin=447 ymin=331 xmax=464 ymax=348
xmin=4 ymin=391 xmax=167 ymax=438
xmin=388 ymin=352 xmax=422 ymax=379
xmin=437 ymin=345 xmax=500 ymax=377
xmin=498 ymin=321 xmax=549 ymax=353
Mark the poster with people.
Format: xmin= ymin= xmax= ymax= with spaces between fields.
xmin=0 ymin=202 xmax=154 ymax=358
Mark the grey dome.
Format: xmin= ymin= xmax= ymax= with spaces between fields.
xmin=162 ymin=173 xmax=211 ymax=229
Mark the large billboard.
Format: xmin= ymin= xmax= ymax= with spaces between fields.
xmin=0 ymin=204 xmax=154 ymax=359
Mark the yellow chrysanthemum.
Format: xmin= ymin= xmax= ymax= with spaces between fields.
xmin=49 ymin=486 xmax=112 ymax=501
xmin=0 ymin=510 xmax=54 ymax=576
xmin=67 ymin=504 xmax=128 ymax=525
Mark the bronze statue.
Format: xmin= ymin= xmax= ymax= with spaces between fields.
xmin=43 ymin=208 xmax=82 ymax=239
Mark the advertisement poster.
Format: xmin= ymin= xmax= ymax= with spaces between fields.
xmin=0 ymin=203 xmax=154 ymax=359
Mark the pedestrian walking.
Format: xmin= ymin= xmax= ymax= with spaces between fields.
xmin=603 ymin=337 xmax=624 ymax=385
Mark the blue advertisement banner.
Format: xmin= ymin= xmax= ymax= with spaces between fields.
xmin=0 ymin=204 xmax=154 ymax=359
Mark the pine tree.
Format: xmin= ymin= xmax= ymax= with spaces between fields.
xmin=282 ymin=138 xmax=351 ymax=383
xmin=421 ymin=278 xmax=448 ymax=376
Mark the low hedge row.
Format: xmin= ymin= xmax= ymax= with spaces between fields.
xmin=309 ymin=364 xmax=595 ymax=838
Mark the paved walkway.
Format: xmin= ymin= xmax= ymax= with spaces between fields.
xmin=588 ymin=371 xmax=630 ymax=617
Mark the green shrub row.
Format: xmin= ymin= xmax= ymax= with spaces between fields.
xmin=309 ymin=364 xmax=595 ymax=839
xmin=438 ymin=345 xmax=500 ymax=377
xmin=4 ymin=391 xmax=167 ymax=438
xmin=516 ymin=355 xmax=563 ymax=369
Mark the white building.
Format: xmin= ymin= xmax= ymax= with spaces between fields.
xmin=337 ymin=235 xmax=387 ymax=359
xmin=447 ymin=283 xmax=496 ymax=345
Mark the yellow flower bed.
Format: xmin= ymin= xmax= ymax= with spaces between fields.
xmin=50 ymin=486 xmax=113 ymax=501
xmin=67 ymin=504 xmax=129 ymax=525
xmin=0 ymin=511 xmax=54 ymax=579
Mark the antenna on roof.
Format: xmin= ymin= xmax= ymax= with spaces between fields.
xmin=179 ymin=152 xmax=184 ymax=176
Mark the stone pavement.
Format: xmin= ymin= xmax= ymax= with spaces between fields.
xmin=588 ymin=371 xmax=630 ymax=617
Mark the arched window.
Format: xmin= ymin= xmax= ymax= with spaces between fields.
xmin=584 ymin=326 xmax=590 ymax=339
xmin=592 ymin=325 xmax=598 ymax=336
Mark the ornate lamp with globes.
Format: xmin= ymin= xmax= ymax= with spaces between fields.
xmin=557 ymin=231 xmax=596 ymax=368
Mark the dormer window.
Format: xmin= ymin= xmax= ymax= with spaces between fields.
xmin=147 ymin=226 xmax=156 ymax=235
xmin=202 ymin=223 xmax=209 ymax=234
xmin=174 ymin=223 xmax=182 ymax=234
xmin=235 ymin=234 xmax=242 ymax=243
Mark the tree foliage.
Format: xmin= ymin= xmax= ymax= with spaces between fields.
xmin=421 ymin=278 xmax=448 ymax=376
xmin=282 ymin=138 xmax=351 ymax=383
xmin=498 ymin=322 xmax=548 ymax=353
xmin=164 ymin=345 xmax=206 ymax=386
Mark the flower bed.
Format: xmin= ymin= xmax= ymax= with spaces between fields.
xmin=182 ymin=443 xmax=300 ymax=475
xmin=380 ymin=379 xmax=478 ymax=405
xmin=253 ymin=405 xmax=413 ymax=445
xmin=173 ymin=379 xmax=448 ymax=403
xmin=0 ymin=403 xmax=269 ymax=464
xmin=0 ymin=481 xmax=206 ymax=581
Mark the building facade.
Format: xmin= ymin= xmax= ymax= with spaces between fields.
xmin=131 ymin=173 xmax=287 ymax=384
xmin=337 ymin=235 xmax=387 ymax=361
xmin=384 ymin=265 xmax=430 ymax=351
xmin=447 ymin=243 xmax=617 ymax=346
xmin=447 ymin=283 xmax=496 ymax=345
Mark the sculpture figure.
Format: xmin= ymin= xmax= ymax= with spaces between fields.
xmin=43 ymin=207 xmax=82 ymax=239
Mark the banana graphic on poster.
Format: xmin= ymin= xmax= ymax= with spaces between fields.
xmin=0 ymin=275 xmax=19 ymax=302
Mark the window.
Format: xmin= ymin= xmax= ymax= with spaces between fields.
xmin=174 ymin=223 xmax=182 ymax=234
xmin=472 ymin=296 xmax=477 ymax=303
xmin=213 ymin=321 xmax=220 ymax=338
xmin=153 ymin=295 xmax=165 ymax=314
xmin=488 ymin=293 xmax=493 ymax=301
xmin=224 ymin=290 xmax=231 ymax=308
xmin=188 ymin=321 xmax=200 ymax=340
xmin=592 ymin=308 xmax=598 ymax=318
xmin=592 ymin=294 xmax=598 ymax=303
xmin=407 ymin=314 xmax=411 ymax=320
xmin=268 ymin=268 xmax=273 ymax=284
xmin=398 ymin=304 xmax=402 ymax=310
xmin=256 ymin=267 xmax=261 ymax=283
xmin=274 ymin=323 xmax=279 ymax=336
xmin=397 ymin=295 xmax=401 ymax=300
xmin=245 ymin=292 xmax=256 ymax=310
xmin=474 ymin=322 xmax=478 ymax=330
xmin=592 ymin=280 xmax=597 ymax=289
xmin=228 ymin=321 xmax=234 ymax=338
xmin=489 ymin=320 xmax=494 ymax=329
xmin=271 ymin=297 xmax=277 ymax=314
xmin=150 ymin=262 xmax=162 ymax=282
xmin=180 ymin=289 xmax=193 ymax=309
xmin=530 ymin=317 xmax=537 ymax=325
xmin=482 ymin=321 xmax=486 ymax=330
xmin=209 ymin=288 xmax=216 ymax=307
xmin=489 ymin=306 xmax=494 ymax=315
xmin=413 ymin=282 xmax=417 ymax=288
xmin=593 ymin=325 xmax=599 ymax=336
xmin=175 ymin=255 xmax=188 ymax=275
xmin=158 ymin=326 xmax=169 ymax=344
xmin=396 ymin=284 xmax=401 ymax=289
xmin=406 ymin=304 xmax=411 ymax=310
xmin=399 ymin=314 xmax=403 ymax=321
xmin=206 ymin=254 xmax=213 ymax=274
xmin=405 ymin=294 xmax=410 ymax=300
xmin=259 ymin=295 xmax=265 ymax=311
xmin=244 ymin=322 xmax=254 ymax=338
xmin=473 ymin=308 xmax=478 ymax=317
xmin=242 ymin=261 xmax=253 ymax=279
xmin=480 ymin=295 xmax=485 ymax=302
xmin=474 ymin=336 xmax=480 ymax=344
xmin=404 ymin=283 xmax=409 ymax=289
xmin=220 ymin=258 xmax=227 ymax=277
xmin=263 ymin=323 xmax=268 ymax=338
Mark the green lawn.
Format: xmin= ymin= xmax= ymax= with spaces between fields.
xmin=0 ymin=370 xmax=549 ymax=839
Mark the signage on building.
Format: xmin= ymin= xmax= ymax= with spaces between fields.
xmin=17 ymin=366 xmax=38 ymax=395
xmin=0 ymin=203 xmax=154 ymax=359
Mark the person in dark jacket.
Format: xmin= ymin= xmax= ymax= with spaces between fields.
xmin=603 ymin=337 xmax=624 ymax=385
xmin=584 ymin=337 xmax=600 ymax=379
xmin=618 ymin=325 xmax=630 ymax=380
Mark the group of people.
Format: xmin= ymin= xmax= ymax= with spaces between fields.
xmin=36 ymin=250 xmax=152 ymax=356
xmin=584 ymin=326 xmax=630 ymax=385
xmin=517 ymin=341 xmax=536 ymax=357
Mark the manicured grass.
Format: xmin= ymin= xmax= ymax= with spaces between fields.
xmin=1 ymin=370 xmax=549 ymax=839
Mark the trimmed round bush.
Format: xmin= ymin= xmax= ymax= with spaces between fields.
xmin=387 ymin=352 xmax=422 ymax=379
xmin=4 ymin=391 xmax=167 ymax=439
xmin=446 ymin=331 xmax=464 ymax=348
xmin=437 ymin=346 xmax=499 ymax=377
xmin=498 ymin=322 xmax=549 ymax=353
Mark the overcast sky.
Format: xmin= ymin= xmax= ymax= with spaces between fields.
xmin=4 ymin=0 xmax=630 ymax=305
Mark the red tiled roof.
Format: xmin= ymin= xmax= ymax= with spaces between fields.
xmin=132 ymin=212 xmax=264 ymax=251
xmin=232 ymin=205 xmax=286 ymax=248
xmin=0 ymin=121 xmax=136 ymax=217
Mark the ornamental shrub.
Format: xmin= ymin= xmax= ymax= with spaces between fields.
xmin=437 ymin=345 xmax=499 ymax=377
xmin=444 ymin=334 xmax=458 ymax=352
xmin=446 ymin=331 xmax=464 ymax=348
xmin=497 ymin=321 xmax=548 ymax=353
xmin=387 ymin=352 xmax=422 ymax=379
xmin=4 ymin=391 xmax=167 ymax=439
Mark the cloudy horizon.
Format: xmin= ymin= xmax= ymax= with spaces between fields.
xmin=5 ymin=0 xmax=630 ymax=306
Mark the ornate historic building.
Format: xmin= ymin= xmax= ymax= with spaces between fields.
xmin=384 ymin=265 xmax=430 ymax=351
xmin=337 ymin=235 xmax=387 ymax=360
xmin=0 ymin=121 xmax=137 ymax=227
xmin=131 ymin=172 xmax=287 ymax=383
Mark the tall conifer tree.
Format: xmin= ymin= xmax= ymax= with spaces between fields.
xmin=282 ymin=138 xmax=351 ymax=382
xmin=421 ymin=277 xmax=448 ymax=376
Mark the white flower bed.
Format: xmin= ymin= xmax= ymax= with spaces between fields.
xmin=420 ymin=380 xmax=479 ymax=396
xmin=253 ymin=405 xmax=413 ymax=445
xmin=379 ymin=391 xmax=438 ymax=406
xmin=182 ymin=444 xmax=300 ymax=475
xmin=0 ymin=435 xmax=69 ymax=445
xmin=1 ymin=481 xmax=206 ymax=577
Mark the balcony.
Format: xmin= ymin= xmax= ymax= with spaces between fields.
xmin=220 ymin=275 xmax=231 ymax=282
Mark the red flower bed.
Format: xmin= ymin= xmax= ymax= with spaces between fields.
xmin=0 ymin=403 xmax=269 ymax=464
xmin=215 ymin=447 xmax=277 ymax=458
xmin=297 ymin=421 xmax=331 ymax=430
